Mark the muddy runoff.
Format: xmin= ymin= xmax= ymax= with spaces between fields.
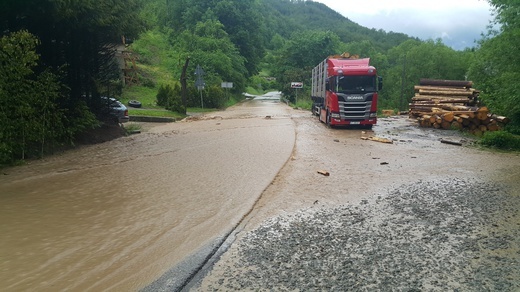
xmin=0 ymin=96 xmax=295 ymax=291
xmin=192 ymin=113 xmax=520 ymax=290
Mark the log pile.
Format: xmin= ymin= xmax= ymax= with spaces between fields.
xmin=409 ymin=79 xmax=510 ymax=136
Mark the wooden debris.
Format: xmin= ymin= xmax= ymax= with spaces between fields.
xmin=382 ymin=109 xmax=394 ymax=116
xmin=408 ymin=79 xmax=509 ymax=134
xmin=420 ymin=78 xmax=473 ymax=88
xmin=361 ymin=136 xmax=393 ymax=144
xmin=440 ymin=139 xmax=463 ymax=146
xmin=317 ymin=170 xmax=330 ymax=176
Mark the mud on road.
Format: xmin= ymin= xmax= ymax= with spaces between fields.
xmin=191 ymin=110 xmax=520 ymax=291
xmin=239 ymin=112 xmax=520 ymax=231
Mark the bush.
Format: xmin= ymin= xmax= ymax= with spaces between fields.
xmin=478 ymin=131 xmax=520 ymax=151
xmin=141 ymin=77 xmax=156 ymax=88
xmin=156 ymin=84 xmax=170 ymax=107
xmin=156 ymin=83 xmax=185 ymax=113
xmin=187 ymin=85 xmax=227 ymax=109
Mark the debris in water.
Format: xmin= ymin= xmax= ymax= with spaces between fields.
xmin=361 ymin=136 xmax=393 ymax=144
xmin=440 ymin=139 xmax=463 ymax=146
xmin=317 ymin=170 xmax=330 ymax=176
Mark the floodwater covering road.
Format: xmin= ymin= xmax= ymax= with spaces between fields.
xmin=0 ymin=93 xmax=295 ymax=291
xmin=194 ymin=108 xmax=520 ymax=291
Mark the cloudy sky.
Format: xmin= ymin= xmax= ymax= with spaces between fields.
xmin=313 ymin=0 xmax=495 ymax=50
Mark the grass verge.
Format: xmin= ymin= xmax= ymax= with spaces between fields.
xmin=478 ymin=131 xmax=520 ymax=151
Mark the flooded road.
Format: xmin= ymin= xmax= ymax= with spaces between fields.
xmin=239 ymin=114 xmax=520 ymax=233
xmin=195 ymin=112 xmax=520 ymax=291
xmin=0 ymin=95 xmax=295 ymax=291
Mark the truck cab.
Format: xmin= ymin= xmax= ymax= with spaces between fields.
xmin=312 ymin=56 xmax=382 ymax=128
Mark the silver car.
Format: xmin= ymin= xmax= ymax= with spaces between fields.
xmin=101 ymin=96 xmax=129 ymax=123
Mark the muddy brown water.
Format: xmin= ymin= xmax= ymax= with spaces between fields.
xmin=231 ymin=114 xmax=520 ymax=234
xmin=0 ymin=97 xmax=295 ymax=291
xmin=197 ymin=113 xmax=520 ymax=290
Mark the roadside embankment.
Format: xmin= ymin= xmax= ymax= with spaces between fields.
xmin=129 ymin=116 xmax=176 ymax=123
xmin=198 ymin=178 xmax=520 ymax=291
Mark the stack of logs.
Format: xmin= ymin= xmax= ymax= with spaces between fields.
xmin=409 ymin=79 xmax=509 ymax=136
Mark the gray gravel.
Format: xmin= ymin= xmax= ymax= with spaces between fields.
xmin=200 ymin=178 xmax=520 ymax=291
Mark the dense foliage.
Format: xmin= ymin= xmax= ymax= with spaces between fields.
xmin=0 ymin=0 xmax=144 ymax=165
xmin=468 ymin=0 xmax=520 ymax=133
xmin=478 ymin=130 xmax=520 ymax=150
xmin=0 ymin=30 xmax=105 ymax=163
xmin=380 ymin=39 xmax=472 ymax=110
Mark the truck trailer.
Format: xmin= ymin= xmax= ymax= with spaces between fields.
xmin=311 ymin=54 xmax=382 ymax=128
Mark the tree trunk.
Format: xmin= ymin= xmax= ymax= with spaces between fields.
xmin=180 ymin=57 xmax=190 ymax=115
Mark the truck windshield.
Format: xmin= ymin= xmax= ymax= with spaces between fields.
xmin=336 ymin=75 xmax=376 ymax=93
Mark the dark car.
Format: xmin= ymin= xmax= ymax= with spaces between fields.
xmin=101 ymin=96 xmax=129 ymax=123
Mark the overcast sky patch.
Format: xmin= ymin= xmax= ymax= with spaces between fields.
xmin=313 ymin=0 xmax=495 ymax=50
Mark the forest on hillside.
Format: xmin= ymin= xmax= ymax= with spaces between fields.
xmin=0 ymin=0 xmax=519 ymax=165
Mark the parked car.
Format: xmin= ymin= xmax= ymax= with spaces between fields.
xmin=101 ymin=96 xmax=129 ymax=123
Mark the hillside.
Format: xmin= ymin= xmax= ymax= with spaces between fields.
xmin=127 ymin=0 xmax=418 ymax=104
xmin=259 ymin=0 xmax=416 ymax=52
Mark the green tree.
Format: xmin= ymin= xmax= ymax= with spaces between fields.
xmin=272 ymin=30 xmax=341 ymax=100
xmin=0 ymin=0 xmax=145 ymax=101
xmin=167 ymin=0 xmax=266 ymax=77
xmin=0 ymin=31 xmax=76 ymax=164
xmin=212 ymin=0 xmax=265 ymax=76
xmin=157 ymin=83 xmax=185 ymax=113
xmin=381 ymin=39 xmax=472 ymax=110
xmin=468 ymin=0 xmax=520 ymax=132
xmin=173 ymin=20 xmax=248 ymax=94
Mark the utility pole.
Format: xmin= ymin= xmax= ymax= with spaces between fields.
xmin=180 ymin=57 xmax=190 ymax=115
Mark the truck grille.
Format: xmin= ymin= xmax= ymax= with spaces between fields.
xmin=338 ymin=100 xmax=373 ymax=120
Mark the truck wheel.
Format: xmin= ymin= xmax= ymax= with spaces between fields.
xmin=312 ymin=103 xmax=321 ymax=116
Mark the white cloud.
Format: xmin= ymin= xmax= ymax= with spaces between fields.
xmin=316 ymin=0 xmax=491 ymax=15
xmin=312 ymin=0 xmax=494 ymax=50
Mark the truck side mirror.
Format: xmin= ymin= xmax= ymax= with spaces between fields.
xmin=378 ymin=76 xmax=383 ymax=90
xmin=325 ymin=81 xmax=330 ymax=91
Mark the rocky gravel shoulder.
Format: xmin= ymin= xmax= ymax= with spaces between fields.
xmin=198 ymin=178 xmax=520 ymax=291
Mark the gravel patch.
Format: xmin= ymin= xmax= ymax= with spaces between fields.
xmin=200 ymin=178 xmax=520 ymax=291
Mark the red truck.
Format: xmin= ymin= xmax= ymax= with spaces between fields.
xmin=311 ymin=54 xmax=382 ymax=128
